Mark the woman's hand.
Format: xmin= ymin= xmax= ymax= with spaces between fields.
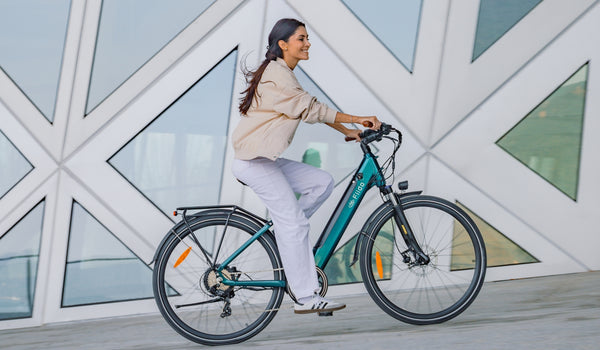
xmin=343 ymin=128 xmax=362 ymax=142
xmin=359 ymin=116 xmax=381 ymax=130
xmin=334 ymin=112 xmax=382 ymax=130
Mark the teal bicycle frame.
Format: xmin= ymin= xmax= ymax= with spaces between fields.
xmin=216 ymin=150 xmax=386 ymax=289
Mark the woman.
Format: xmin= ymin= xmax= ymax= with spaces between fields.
xmin=232 ymin=18 xmax=381 ymax=314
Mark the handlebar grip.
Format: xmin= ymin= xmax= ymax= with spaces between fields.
xmin=359 ymin=128 xmax=377 ymax=140
xmin=345 ymin=121 xmax=381 ymax=142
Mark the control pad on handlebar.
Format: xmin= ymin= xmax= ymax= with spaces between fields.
xmin=359 ymin=128 xmax=377 ymax=139
xmin=359 ymin=123 xmax=393 ymax=144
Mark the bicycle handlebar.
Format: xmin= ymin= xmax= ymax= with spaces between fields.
xmin=344 ymin=121 xmax=400 ymax=148
xmin=344 ymin=121 xmax=373 ymax=142
xmin=359 ymin=123 xmax=393 ymax=144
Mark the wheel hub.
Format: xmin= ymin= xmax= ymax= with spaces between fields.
xmin=203 ymin=267 xmax=235 ymax=296
xmin=407 ymin=246 xmax=438 ymax=277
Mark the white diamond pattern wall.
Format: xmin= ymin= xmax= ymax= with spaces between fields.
xmin=86 ymin=0 xmax=215 ymax=114
xmin=0 ymin=131 xmax=33 ymax=199
xmin=109 ymin=50 xmax=237 ymax=218
xmin=0 ymin=0 xmax=599 ymax=329
xmin=0 ymin=0 xmax=70 ymax=122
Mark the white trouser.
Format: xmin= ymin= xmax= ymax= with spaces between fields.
xmin=232 ymin=157 xmax=334 ymax=300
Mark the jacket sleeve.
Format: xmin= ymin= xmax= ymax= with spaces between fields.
xmin=260 ymin=74 xmax=337 ymax=124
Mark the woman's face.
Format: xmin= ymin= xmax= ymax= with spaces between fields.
xmin=280 ymin=26 xmax=311 ymax=63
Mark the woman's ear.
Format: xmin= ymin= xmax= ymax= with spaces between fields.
xmin=278 ymin=39 xmax=287 ymax=52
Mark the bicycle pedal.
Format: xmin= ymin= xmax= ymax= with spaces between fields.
xmin=318 ymin=311 xmax=333 ymax=317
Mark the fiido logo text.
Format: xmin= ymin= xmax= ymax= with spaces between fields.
xmin=348 ymin=181 xmax=365 ymax=208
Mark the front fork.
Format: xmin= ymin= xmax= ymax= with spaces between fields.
xmin=385 ymin=188 xmax=430 ymax=266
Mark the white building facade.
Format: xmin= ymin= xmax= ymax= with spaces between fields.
xmin=1 ymin=0 xmax=599 ymax=329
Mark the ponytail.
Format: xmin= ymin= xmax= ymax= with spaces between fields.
xmin=238 ymin=18 xmax=305 ymax=115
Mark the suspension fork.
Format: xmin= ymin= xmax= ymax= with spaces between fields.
xmin=386 ymin=190 xmax=430 ymax=265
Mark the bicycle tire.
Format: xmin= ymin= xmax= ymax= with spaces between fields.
xmin=359 ymin=195 xmax=486 ymax=325
xmin=153 ymin=213 xmax=285 ymax=345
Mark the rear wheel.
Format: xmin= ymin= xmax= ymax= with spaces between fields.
xmin=360 ymin=195 xmax=486 ymax=324
xmin=153 ymin=214 xmax=284 ymax=345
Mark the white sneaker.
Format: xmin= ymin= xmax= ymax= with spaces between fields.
xmin=294 ymin=294 xmax=346 ymax=314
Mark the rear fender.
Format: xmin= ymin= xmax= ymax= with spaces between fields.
xmin=150 ymin=208 xmax=270 ymax=264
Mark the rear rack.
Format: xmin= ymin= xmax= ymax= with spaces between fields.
xmin=173 ymin=205 xmax=269 ymax=226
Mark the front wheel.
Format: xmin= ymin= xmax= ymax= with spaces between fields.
xmin=359 ymin=195 xmax=486 ymax=324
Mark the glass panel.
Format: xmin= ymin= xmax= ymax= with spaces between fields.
xmin=497 ymin=63 xmax=587 ymax=200
xmin=0 ymin=131 xmax=33 ymax=199
xmin=282 ymin=67 xmax=365 ymax=185
xmin=62 ymin=201 xmax=154 ymax=306
xmin=451 ymin=202 xmax=538 ymax=271
xmin=109 ymin=50 xmax=236 ymax=219
xmin=341 ymin=0 xmax=422 ymax=72
xmin=0 ymin=200 xmax=45 ymax=320
xmin=324 ymin=234 xmax=361 ymax=285
xmin=86 ymin=0 xmax=216 ymax=114
xmin=0 ymin=0 xmax=71 ymax=122
xmin=324 ymin=221 xmax=394 ymax=285
xmin=473 ymin=0 xmax=542 ymax=61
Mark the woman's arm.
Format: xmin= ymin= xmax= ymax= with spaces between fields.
xmin=325 ymin=121 xmax=350 ymax=135
xmin=334 ymin=112 xmax=381 ymax=130
xmin=325 ymin=122 xmax=362 ymax=141
xmin=326 ymin=113 xmax=381 ymax=141
xmin=263 ymin=65 xmax=381 ymax=128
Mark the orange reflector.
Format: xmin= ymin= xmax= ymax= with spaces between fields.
xmin=174 ymin=247 xmax=191 ymax=268
xmin=173 ymin=211 xmax=178 ymax=216
xmin=375 ymin=251 xmax=384 ymax=279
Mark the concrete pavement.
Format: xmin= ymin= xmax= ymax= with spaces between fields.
xmin=1 ymin=271 xmax=599 ymax=349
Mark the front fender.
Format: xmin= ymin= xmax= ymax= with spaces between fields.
xmin=348 ymin=201 xmax=393 ymax=267
xmin=349 ymin=191 xmax=422 ymax=266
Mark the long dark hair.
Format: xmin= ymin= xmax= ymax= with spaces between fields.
xmin=239 ymin=18 xmax=305 ymax=115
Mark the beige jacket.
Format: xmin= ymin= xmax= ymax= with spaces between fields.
xmin=232 ymin=58 xmax=338 ymax=160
